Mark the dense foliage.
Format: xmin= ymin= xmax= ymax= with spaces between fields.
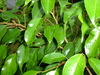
xmin=0 ymin=0 xmax=100 ymax=75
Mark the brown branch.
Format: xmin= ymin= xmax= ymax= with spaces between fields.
xmin=39 ymin=62 xmax=65 ymax=73
xmin=45 ymin=19 xmax=54 ymax=26
xmin=0 ymin=9 xmax=4 ymax=12
xmin=7 ymin=26 xmax=16 ymax=29
xmin=64 ymin=38 xmax=68 ymax=43
xmin=86 ymin=66 xmax=92 ymax=75
xmin=0 ymin=22 xmax=26 ymax=29
xmin=18 ymin=27 xmax=25 ymax=31
xmin=50 ymin=11 xmax=58 ymax=24
xmin=55 ymin=6 xmax=58 ymax=22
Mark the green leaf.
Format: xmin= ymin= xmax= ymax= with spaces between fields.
xmin=32 ymin=2 xmax=43 ymax=19
xmin=54 ymin=24 xmax=65 ymax=46
xmin=62 ymin=42 xmax=74 ymax=58
xmin=1 ymin=11 xmax=18 ymax=21
xmin=88 ymin=58 xmax=100 ymax=74
xmin=81 ymin=22 xmax=89 ymax=42
xmin=0 ymin=25 xmax=7 ymax=40
xmin=1 ymin=54 xmax=17 ymax=75
xmin=58 ymin=0 xmax=68 ymax=7
xmin=37 ymin=46 xmax=45 ymax=61
xmin=84 ymin=0 xmax=100 ymax=26
xmin=41 ymin=0 xmax=55 ymax=14
xmin=42 ymin=52 xmax=66 ymax=64
xmin=2 ymin=28 xmax=20 ymax=43
xmin=58 ymin=0 xmax=69 ymax=15
xmin=62 ymin=54 xmax=86 ymax=75
xmin=24 ymin=18 xmax=41 ymax=45
xmin=44 ymin=26 xmax=54 ymax=43
xmin=64 ymin=2 xmax=82 ymax=23
xmin=88 ymin=58 xmax=100 ymax=75
xmin=17 ymin=45 xmax=30 ymax=72
xmin=46 ymin=70 xmax=59 ymax=75
xmin=0 ymin=44 xmax=7 ymax=60
xmin=45 ymin=40 xmax=57 ymax=54
xmin=16 ymin=0 xmax=25 ymax=6
xmin=23 ymin=70 xmax=38 ymax=75
xmin=26 ymin=48 xmax=39 ymax=70
xmin=24 ymin=0 xmax=31 ymax=6
xmin=45 ymin=63 xmax=58 ymax=70
xmin=33 ymin=38 xmax=45 ymax=47
xmin=74 ymin=37 xmax=82 ymax=53
xmin=85 ymin=27 xmax=100 ymax=58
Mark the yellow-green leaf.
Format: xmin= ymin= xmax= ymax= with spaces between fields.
xmin=41 ymin=0 xmax=55 ymax=14
xmin=62 ymin=54 xmax=86 ymax=75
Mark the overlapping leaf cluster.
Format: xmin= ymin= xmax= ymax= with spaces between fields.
xmin=0 ymin=0 xmax=100 ymax=75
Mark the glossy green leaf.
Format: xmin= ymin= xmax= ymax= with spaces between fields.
xmin=44 ymin=26 xmax=54 ymax=43
xmin=17 ymin=45 xmax=30 ymax=72
xmin=74 ymin=37 xmax=82 ymax=53
xmin=30 ymin=0 xmax=38 ymax=6
xmin=46 ymin=70 xmax=59 ymax=75
xmin=32 ymin=2 xmax=43 ymax=19
xmin=64 ymin=2 xmax=82 ymax=23
xmin=78 ymin=12 xmax=84 ymax=23
xmin=54 ymin=24 xmax=65 ymax=46
xmin=1 ymin=54 xmax=17 ymax=75
xmin=1 ymin=11 xmax=18 ymax=21
xmin=45 ymin=63 xmax=58 ymax=70
xmin=26 ymin=48 xmax=39 ymax=70
xmin=62 ymin=42 xmax=74 ymax=58
xmin=58 ymin=0 xmax=68 ymax=7
xmin=85 ymin=27 xmax=100 ymax=58
xmin=88 ymin=58 xmax=100 ymax=74
xmin=24 ymin=0 xmax=31 ymax=6
xmin=24 ymin=18 xmax=41 ymax=45
xmin=84 ymin=0 xmax=100 ymax=26
xmin=62 ymin=54 xmax=86 ymax=75
xmin=37 ymin=46 xmax=45 ymax=61
xmin=2 ymin=28 xmax=20 ymax=43
xmin=58 ymin=0 xmax=69 ymax=15
xmin=23 ymin=70 xmax=38 ymax=75
xmin=41 ymin=0 xmax=55 ymax=14
xmin=16 ymin=0 xmax=25 ymax=6
xmin=0 ymin=44 xmax=7 ymax=60
xmin=81 ymin=22 xmax=89 ymax=42
xmin=42 ymin=52 xmax=66 ymax=64
xmin=45 ymin=40 xmax=57 ymax=54
xmin=33 ymin=38 xmax=45 ymax=47
xmin=0 ymin=25 xmax=7 ymax=40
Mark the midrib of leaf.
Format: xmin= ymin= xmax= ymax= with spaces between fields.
xmin=90 ymin=59 xmax=100 ymax=74
xmin=7 ymin=58 xmax=13 ymax=75
xmin=72 ymin=55 xmax=83 ymax=75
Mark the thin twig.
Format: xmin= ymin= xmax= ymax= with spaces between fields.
xmin=0 ymin=22 xmax=26 ymax=29
xmin=18 ymin=27 xmax=25 ymax=31
xmin=24 ymin=13 xmax=26 ymax=26
xmin=86 ymin=66 xmax=92 ymax=75
xmin=55 ymin=6 xmax=58 ymax=22
xmin=64 ymin=38 xmax=68 ymax=43
xmin=45 ymin=19 xmax=54 ymax=26
xmin=12 ymin=20 xmax=17 ymax=27
xmin=50 ymin=11 xmax=58 ymax=24
xmin=39 ymin=62 xmax=65 ymax=73
xmin=7 ymin=26 xmax=16 ymax=29
xmin=0 ymin=9 xmax=4 ymax=12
